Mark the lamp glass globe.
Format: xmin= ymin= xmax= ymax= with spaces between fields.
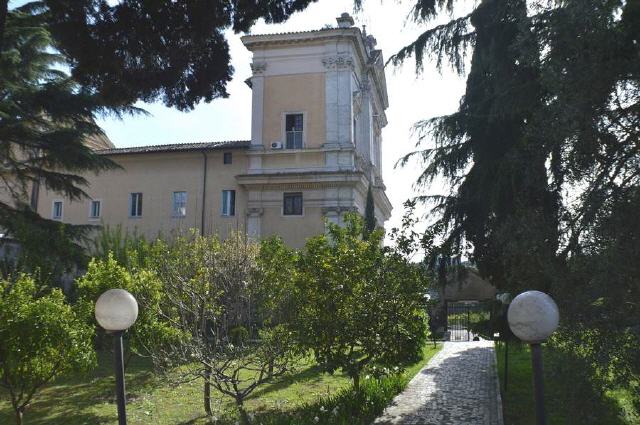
xmin=507 ymin=290 xmax=559 ymax=343
xmin=95 ymin=289 xmax=139 ymax=331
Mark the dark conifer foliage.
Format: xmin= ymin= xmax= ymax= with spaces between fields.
xmin=394 ymin=0 xmax=639 ymax=410
xmin=396 ymin=0 xmax=558 ymax=291
xmin=364 ymin=183 xmax=376 ymax=237
xmin=6 ymin=0 xmax=320 ymax=111
xmin=0 ymin=6 xmax=127 ymax=276
xmin=395 ymin=0 xmax=639 ymax=290
xmin=0 ymin=7 xmax=117 ymax=200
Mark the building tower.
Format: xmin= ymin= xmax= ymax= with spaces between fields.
xmin=240 ymin=13 xmax=392 ymax=245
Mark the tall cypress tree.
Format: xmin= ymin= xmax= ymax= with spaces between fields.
xmin=395 ymin=0 xmax=638 ymax=291
xmin=394 ymin=0 xmax=558 ymax=292
xmin=364 ymin=183 xmax=376 ymax=238
xmin=395 ymin=0 xmax=640 ymax=410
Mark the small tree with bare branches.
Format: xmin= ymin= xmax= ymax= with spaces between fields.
xmin=143 ymin=232 xmax=298 ymax=423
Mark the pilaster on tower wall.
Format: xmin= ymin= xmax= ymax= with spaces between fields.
xmin=249 ymin=61 xmax=266 ymax=171
xmin=323 ymin=54 xmax=356 ymax=169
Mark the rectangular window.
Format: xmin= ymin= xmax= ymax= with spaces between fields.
xmin=90 ymin=200 xmax=101 ymax=219
xmin=285 ymin=113 xmax=304 ymax=149
xmin=129 ymin=193 xmax=143 ymax=217
xmin=222 ymin=190 xmax=235 ymax=216
xmin=283 ymin=192 xmax=303 ymax=216
xmin=172 ymin=191 xmax=187 ymax=217
xmin=52 ymin=201 xmax=63 ymax=220
xmin=223 ymin=152 xmax=232 ymax=164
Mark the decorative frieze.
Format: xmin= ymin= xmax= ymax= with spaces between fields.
xmin=322 ymin=55 xmax=354 ymax=71
xmin=246 ymin=182 xmax=343 ymax=190
xmin=321 ymin=206 xmax=358 ymax=215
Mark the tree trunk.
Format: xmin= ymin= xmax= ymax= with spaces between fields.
xmin=203 ymin=365 xmax=212 ymax=417
xmin=0 ymin=0 xmax=8 ymax=53
xmin=15 ymin=407 xmax=23 ymax=425
xmin=237 ymin=398 xmax=250 ymax=425
xmin=123 ymin=350 xmax=133 ymax=372
xmin=352 ymin=373 xmax=360 ymax=392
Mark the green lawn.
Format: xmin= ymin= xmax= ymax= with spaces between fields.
xmin=496 ymin=342 xmax=637 ymax=425
xmin=0 ymin=343 xmax=441 ymax=425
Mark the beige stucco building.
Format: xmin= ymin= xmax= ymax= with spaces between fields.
xmin=29 ymin=14 xmax=392 ymax=248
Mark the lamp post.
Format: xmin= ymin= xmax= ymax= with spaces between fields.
xmin=496 ymin=292 xmax=511 ymax=392
xmin=95 ymin=289 xmax=139 ymax=425
xmin=507 ymin=291 xmax=559 ymax=425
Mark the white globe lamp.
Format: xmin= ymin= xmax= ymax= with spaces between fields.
xmin=507 ymin=290 xmax=559 ymax=343
xmin=95 ymin=288 xmax=138 ymax=331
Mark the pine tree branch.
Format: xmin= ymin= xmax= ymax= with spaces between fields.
xmin=409 ymin=0 xmax=456 ymax=23
xmin=388 ymin=12 xmax=475 ymax=75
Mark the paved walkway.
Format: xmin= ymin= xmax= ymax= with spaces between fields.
xmin=374 ymin=341 xmax=503 ymax=425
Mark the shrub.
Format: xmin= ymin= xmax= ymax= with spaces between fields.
xmin=90 ymin=224 xmax=147 ymax=268
xmin=294 ymin=213 xmax=428 ymax=390
xmin=227 ymin=373 xmax=410 ymax=425
xmin=0 ymin=274 xmax=96 ymax=425
xmin=75 ymin=253 xmax=175 ymax=357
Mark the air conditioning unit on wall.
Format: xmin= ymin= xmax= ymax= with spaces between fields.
xmin=271 ymin=141 xmax=283 ymax=149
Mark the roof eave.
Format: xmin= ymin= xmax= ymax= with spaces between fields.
xmin=241 ymin=28 xmax=360 ymax=49
xmin=95 ymin=141 xmax=251 ymax=156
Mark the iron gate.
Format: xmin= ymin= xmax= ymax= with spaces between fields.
xmin=445 ymin=301 xmax=491 ymax=342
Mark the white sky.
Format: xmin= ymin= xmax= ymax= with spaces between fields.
xmin=96 ymin=0 xmax=470 ymax=237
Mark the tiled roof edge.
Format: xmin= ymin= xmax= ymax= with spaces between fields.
xmin=96 ymin=140 xmax=251 ymax=156
xmin=243 ymin=27 xmax=337 ymax=38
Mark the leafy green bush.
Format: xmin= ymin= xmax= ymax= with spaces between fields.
xmin=72 ymin=222 xmax=431 ymax=423
xmin=294 ymin=213 xmax=428 ymax=390
xmin=90 ymin=224 xmax=148 ymax=269
xmin=0 ymin=274 xmax=96 ymax=425
xmin=75 ymin=253 xmax=177 ymax=356
xmin=229 ymin=326 xmax=249 ymax=345
xmin=261 ymin=374 xmax=409 ymax=425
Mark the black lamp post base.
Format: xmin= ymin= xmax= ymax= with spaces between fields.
xmin=530 ymin=343 xmax=546 ymax=425
xmin=113 ymin=331 xmax=128 ymax=425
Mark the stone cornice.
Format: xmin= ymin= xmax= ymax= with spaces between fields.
xmin=236 ymin=170 xmax=367 ymax=190
xmin=245 ymin=146 xmax=355 ymax=156
xmin=241 ymin=28 xmax=360 ymax=49
xmin=374 ymin=187 xmax=393 ymax=218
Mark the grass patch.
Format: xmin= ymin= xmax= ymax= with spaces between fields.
xmin=0 ymin=343 xmax=441 ymax=424
xmin=496 ymin=342 xmax=637 ymax=425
